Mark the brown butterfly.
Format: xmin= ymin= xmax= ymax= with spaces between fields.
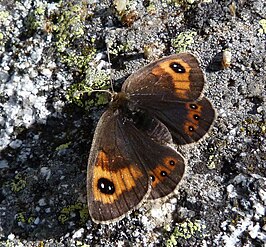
xmin=87 ymin=53 xmax=216 ymax=224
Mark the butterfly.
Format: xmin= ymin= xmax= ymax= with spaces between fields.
xmin=87 ymin=53 xmax=216 ymax=224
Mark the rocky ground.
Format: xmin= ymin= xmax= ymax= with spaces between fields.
xmin=0 ymin=0 xmax=265 ymax=246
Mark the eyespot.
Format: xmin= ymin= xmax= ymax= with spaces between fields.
xmin=193 ymin=114 xmax=200 ymax=120
xmin=190 ymin=104 xmax=198 ymax=109
xmin=97 ymin=178 xmax=115 ymax=195
xmin=170 ymin=62 xmax=186 ymax=73
xmin=188 ymin=126 xmax=194 ymax=132
xmin=160 ymin=171 xmax=167 ymax=177
xmin=169 ymin=160 xmax=176 ymax=166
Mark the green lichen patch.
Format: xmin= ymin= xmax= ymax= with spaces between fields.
xmin=66 ymin=66 xmax=110 ymax=109
xmin=258 ymin=19 xmax=266 ymax=34
xmin=49 ymin=1 xmax=113 ymax=109
xmin=55 ymin=142 xmax=72 ymax=151
xmin=107 ymin=38 xmax=134 ymax=56
xmin=52 ymin=2 xmax=95 ymax=70
xmin=15 ymin=211 xmax=36 ymax=225
xmin=22 ymin=4 xmax=48 ymax=38
xmin=58 ymin=202 xmax=88 ymax=225
xmin=171 ymin=31 xmax=197 ymax=53
xmin=241 ymin=118 xmax=266 ymax=138
xmin=166 ymin=220 xmax=207 ymax=246
xmin=10 ymin=174 xmax=27 ymax=193
xmin=206 ymin=154 xmax=216 ymax=169
xmin=0 ymin=10 xmax=9 ymax=22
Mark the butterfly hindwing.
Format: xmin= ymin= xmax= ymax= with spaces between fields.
xmin=146 ymin=145 xmax=185 ymax=200
xmin=131 ymin=96 xmax=216 ymax=145
xmin=119 ymin=114 xmax=186 ymax=200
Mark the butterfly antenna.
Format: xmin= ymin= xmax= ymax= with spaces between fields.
xmin=106 ymin=41 xmax=115 ymax=93
xmin=89 ymin=89 xmax=113 ymax=97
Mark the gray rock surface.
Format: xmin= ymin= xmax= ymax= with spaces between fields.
xmin=0 ymin=0 xmax=265 ymax=246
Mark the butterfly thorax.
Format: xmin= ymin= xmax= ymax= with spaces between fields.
xmin=110 ymin=92 xmax=156 ymax=135
xmin=110 ymin=92 xmax=140 ymax=121
xmin=110 ymin=92 xmax=129 ymax=111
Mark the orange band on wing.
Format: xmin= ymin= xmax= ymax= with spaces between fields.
xmin=152 ymin=59 xmax=192 ymax=99
xmin=150 ymin=157 xmax=178 ymax=187
xmin=92 ymin=151 xmax=143 ymax=204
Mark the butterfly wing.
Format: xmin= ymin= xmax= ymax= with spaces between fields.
xmin=119 ymin=111 xmax=186 ymax=200
xmin=87 ymin=109 xmax=150 ymax=223
xmin=122 ymin=53 xmax=216 ymax=145
xmin=129 ymin=96 xmax=216 ymax=145
xmin=122 ymin=53 xmax=205 ymax=102
xmin=87 ymin=107 xmax=186 ymax=223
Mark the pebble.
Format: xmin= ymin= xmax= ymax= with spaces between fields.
xmin=9 ymin=139 xmax=23 ymax=149
xmin=72 ymin=228 xmax=84 ymax=239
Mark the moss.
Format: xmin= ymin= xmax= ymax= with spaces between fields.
xmin=171 ymin=31 xmax=197 ymax=53
xmin=166 ymin=220 xmax=206 ymax=246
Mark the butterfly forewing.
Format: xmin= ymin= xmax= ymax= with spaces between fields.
xmin=87 ymin=109 xmax=150 ymax=223
xmin=122 ymin=53 xmax=205 ymax=102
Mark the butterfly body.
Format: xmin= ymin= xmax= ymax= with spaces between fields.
xmin=87 ymin=53 xmax=216 ymax=223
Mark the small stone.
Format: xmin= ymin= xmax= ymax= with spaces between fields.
xmin=0 ymin=160 xmax=9 ymax=169
xmin=7 ymin=233 xmax=15 ymax=240
xmin=258 ymin=188 xmax=266 ymax=203
xmin=72 ymin=228 xmax=84 ymax=239
xmin=254 ymin=202 xmax=265 ymax=216
xmin=38 ymin=198 xmax=47 ymax=206
xmin=9 ymin=139 xmax=22 ymax=149
xmin=0 ymin=70 xmax=9 ymax=82
xmin=226 ymin=184 xmax=237 ymax=198
xmin=45 ymin=208 xmax=51 ymax=213
xmin=34 ymin=217 xmax=40 ymax=225
xmin=248 ymin=222 xmax=260 ymax=239
xmin=40 ymin=167 xmax=51 ymax=181
xmin=41 ymin=68 xmax=52 ymax=78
